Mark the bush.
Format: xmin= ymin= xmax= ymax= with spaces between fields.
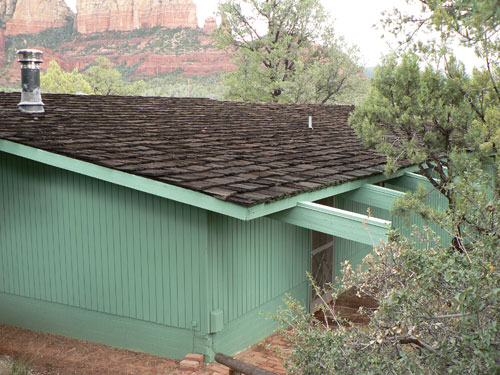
xmin=277 ymin=229 xmax=500 ymax=374
xmin=276 ymin=165 xmax=500 ymax=374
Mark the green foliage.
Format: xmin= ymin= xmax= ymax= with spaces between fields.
xmin=77 ymin=27 xmax=207 ymax=57
xmin=41 ymin=60 xmax=93 ymax=95
xmin=278 ymin=220 xmax=500 ymax=373
xmin=0 ymin=83 xmax=16 ymax=92
xmin=214 ymin=0 xmax=366 ymax=104
xmin=40 ymin=58 xmax=146 ymax=96
xmin=115 ymin=59 xmax=145 ymax=78
xmin=0 ymin=356 xmax=31 ymax=375
xmin=381 ymin=0 xmax=500 ymax=62
xmin=142 ymin=71 xmax=225 ymax=99
xmin=37 ymin=56 xmax=223 ymax=98
xmin=83 ymin=57 xmax=146 ymax=96
xmin=5 ymin=19 xmax=76 ymax=63
xmin=350 ymin=53 xmax=478 ymax=176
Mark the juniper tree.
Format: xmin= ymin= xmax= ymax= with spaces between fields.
xmin=349 ymin=1 xmax=500 ymax=248
xmin=214 ymin=0 xmax=366 ymax=104
xmin=277 ymin=2 xmax=500 ymax=373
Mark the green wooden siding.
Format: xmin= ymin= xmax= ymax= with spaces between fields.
xmin=0 ymin=150 xmax=314 ymax=360
xmin=0 ymin=151 xmax=208 ymax=332
xmin=385 ymin=179 xmax=452 ymax=247
xmin=212 ymin=281 xmax=309 ymax=355
xmin=0 ymin=291 xmax=212 ymax=359
xmin=333 ymin=180 xmax=451 ymax=280
xmin=207 ymin=213 xmax=311 ymax=325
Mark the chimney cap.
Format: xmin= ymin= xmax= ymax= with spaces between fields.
xmin=17 ymin=49 xmax=44 ymax=63
xmin=17 ymin=49 xmax=44 ymax=113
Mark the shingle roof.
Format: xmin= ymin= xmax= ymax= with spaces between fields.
xmin=0 ymin=92 xmax=388 ymax=207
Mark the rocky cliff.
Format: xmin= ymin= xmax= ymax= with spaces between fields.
xmin=0 ymin=0 xmax=16 ymax=27
xmin=0 ymin=25 xmax=233 ymax=88
xmin=76 ymin=0 xmax=198 ymax=34
xmin=0 ymin=29 xmax=5 ymax=65
xmin=203 ymin=17 xmax=217 ymax=35
xmin=0 ymin=0 xmax=231 ymax=87
xmin=4 ymin=0 xmax=73 ymax=35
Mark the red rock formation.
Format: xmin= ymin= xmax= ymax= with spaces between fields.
xmin=124 ymin=50 xmax=235 ymax=77
xmin=0 ymin=28 xmax=5 ymax=66
xmin=203 ymin=17 xmax=217 ymax=35
xmin=0 ymin=0 xmax=17 ymax=27
xmin=76 ymin=0 xmax=198 ymax=34
xmin=5 ymin=0 xmax=73 ymax=35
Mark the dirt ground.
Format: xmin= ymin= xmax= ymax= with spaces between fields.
xmin=0 ymin=324 xmax=287 ymax=375
xmin=0 ymin=324 xmax=210 ymax=375
xmin=0 ymin=290 xmax=371 ymax=375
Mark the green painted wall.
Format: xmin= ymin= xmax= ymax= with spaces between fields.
xmin=0 ymin=151 xmax=211 ymax=357
xmin=0 ymin=151 xmax=313 ymax=360
xmin=333 ymin=180 xmax=451 ymax=280
xmin=385 ymin=179 xmax=451 ymax=247
xmin=207 ymin=213 xmax=311 ymax=354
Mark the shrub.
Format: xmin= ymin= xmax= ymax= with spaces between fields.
xmin=277 ymin=215 xmax=500 ymax=374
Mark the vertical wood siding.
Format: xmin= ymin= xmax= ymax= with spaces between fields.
xmin=384 ymin=181 xmax=451 ymax=247
xmin=207 ymin=213 xmax=310 ymax=325
xmin=0 ymin=152 xmax=207 ymax=331
xmin=334 ymin=183 xmax=451 ymax=280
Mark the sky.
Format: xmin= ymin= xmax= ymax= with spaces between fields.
xmin=64 ymin=0 xmax=480 ymax=69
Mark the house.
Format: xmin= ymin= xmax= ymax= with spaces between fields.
xmin=0 ymin=52 xmax=446 ymax=361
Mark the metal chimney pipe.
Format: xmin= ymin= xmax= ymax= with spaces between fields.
xmin=17 ymin=49 xmax=44 ymax=113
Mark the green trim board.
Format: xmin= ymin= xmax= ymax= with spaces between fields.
xmin=389 ymin=172 xmax=439 ymax=191
xmin=340 ymin=184 xmax=406 ymax=211
xmin=0 ymin=139 xmax=250 ymax=221
xmin=0 ymin=291 xmax=210 ymax=360
xmin=0 ymin=281 xmax=309 ymax=362
xmin=0 ymin=139 xmax=420 ymax=221
xmin=244 ymin=166 xmax=419 ymax=219
xmin=269 ymin=201 xmax=391 ymax=246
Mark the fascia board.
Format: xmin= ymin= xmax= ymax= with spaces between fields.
xmin=0 ymin=139 xmax=249 ymax=220
xmin=0 ymin=139 xmax=419 ymax=221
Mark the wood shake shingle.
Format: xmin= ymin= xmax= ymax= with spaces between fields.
xmin=0 ymin=92 xmax=388 ymax=206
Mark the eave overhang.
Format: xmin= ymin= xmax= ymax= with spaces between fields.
xmin=269 ymin=201 xmax=392 ymax=246
xmin=0 ymin=139 xmax=419 ymax=221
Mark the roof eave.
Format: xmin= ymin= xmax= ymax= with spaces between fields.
xmin=0 ymin=139 xmax=419 ymax=221
xmin=0 ymin=139 xmax=249 ymax=220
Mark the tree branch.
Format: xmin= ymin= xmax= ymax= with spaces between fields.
xmin=399 ymin=335 xmax=438 ymax=354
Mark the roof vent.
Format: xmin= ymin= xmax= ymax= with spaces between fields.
xmin=17 ymin=49 xmax=44 ymax=114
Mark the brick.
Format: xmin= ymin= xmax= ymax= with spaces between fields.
xmin=184 ymin=353 xmax=204 ymax=363
xmin=180 ymin=360 xmax=200 ymax=372
xmin=210 ymin=367 xmax=229 ymax=375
